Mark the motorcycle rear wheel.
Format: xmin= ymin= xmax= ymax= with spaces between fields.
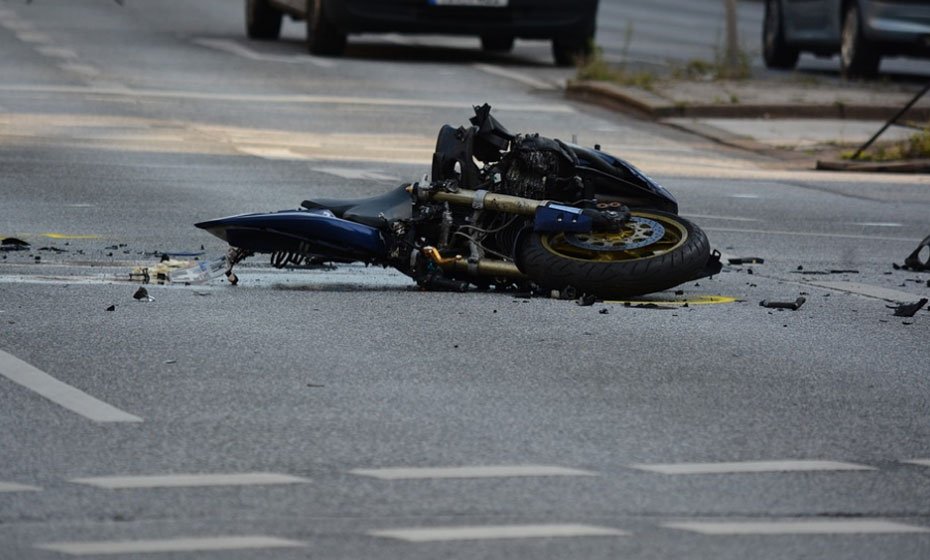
xmin=517 ymin=210 xmax=710 ymax=299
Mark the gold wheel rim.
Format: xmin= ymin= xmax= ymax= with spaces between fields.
xmin=541 ymin=212 xmax=689 ymax=263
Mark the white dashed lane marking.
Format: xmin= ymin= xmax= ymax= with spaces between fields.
xmin=0 ymin=482 xmax=41 ymax=492
xmin=193 ymin=38 xmax=335 ymax=68
xmin=664 ymin=520 xmax=930 ymax=535
xmin=69 ymin=472 xmax=310 ymax=489
xmin=370 ymin=524 xmax=628 ymax=542
xmin=903 ymin=459 xmax=930 ymax=467
xmin=805 ymin=281 xmax=924 ymax=303
xmin=627 ymin=460 xmax=876 ymax=475
xmin=35 ymin=536 xmax=305 ymax=555
xmin=350 ymin=465 xmax=596 ymax=480
xmin=0 ymin=349 xmax=142 ymax=423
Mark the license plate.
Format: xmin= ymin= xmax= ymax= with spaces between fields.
xmin=429 ymin=0 xmax=508 ymax=7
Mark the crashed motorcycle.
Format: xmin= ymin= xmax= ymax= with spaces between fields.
xmin=196 ymin=105 xmax=719 ymax=299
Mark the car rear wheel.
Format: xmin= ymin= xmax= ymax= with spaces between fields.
xmin=306 ymin=0 xmax=346 ymax=56
xmin=841 ymin=2 xmax=880 ymax=78
xmin=246 ymin=0 xmax=283 ymax=40
xmin=481 ymin=35 xmax=515 ymax=53
xmin=762 ymin=0 xmax=798 ymax=69
xmin=552 ymin=34 xmax=593 ymax=67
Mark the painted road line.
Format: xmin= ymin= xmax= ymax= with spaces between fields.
xmin=0 ymin=482 xmax=41 ymax=492
xmin=0 ymin=350 xmax=142 ymax=423
xmin=471 ymin=63 xmax=557 ymax=90
xmin=313 ymin=167 xmax=399 ymax=181
xmin=193 ymin=38 xmax=335 ymax=68
xmin=35 ymin=536 xmax=305 ymax=555
xmin=0 ymin=85 xmax=576 ymax=113
xmin=903 ymin=459 xmax=930 ymax=467
xmin=664 ymin=519 xmax=930 ymax=535
xmin=605 ymin=295 xmax=739 ymax=307
xmin=13 ymin=31 xmax=51 ymax=44
xmin=36 ymin=46 xmax=79 ymax=59
xmin=703 ymin=226 xmax=915 ymax=243
xmin=235 ymin=146 xmax=313 ymax=160
xmin=805 ymin=281 xmax=922 ymax=303
xmin=350 ymin=465 xmax=596 ymax=480
xmin=852 ymin=222 xmax=903 ymax=227
xmin=682 ymin=214 xmax=761 ymax=223
xmin=70 ymin=472 xmax=309 ymax=489
xmin=627 ymin=460 xmax=875 ymax=475
xmin=370 ymin=524 xmax=628 ymax=542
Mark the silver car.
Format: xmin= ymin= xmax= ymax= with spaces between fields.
xmin=763 ymin=0 xmax=930 ymax=77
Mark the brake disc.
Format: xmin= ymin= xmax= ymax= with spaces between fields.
xmin=564 ymin=216 xmax=665 ymax=251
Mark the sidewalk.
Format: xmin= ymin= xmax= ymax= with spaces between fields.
xmin=567 ymin=77 xmax=930 ymax=172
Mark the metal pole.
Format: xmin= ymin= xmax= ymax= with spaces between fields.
xmin=852 ymin=82 xmax=930 ymax=160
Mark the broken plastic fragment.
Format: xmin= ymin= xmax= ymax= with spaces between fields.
xmin=0 ymin=238 xmax=29 ymax=251
xmin=901 ymin=235 xmax=930 ymax=271
xmin=728 ymin=257 xmax=764 ymax=265
xmin=760 ymin=297 xmax=806 ymax=311
xmin=888 ymin=298 xmax=928 ymax=318
xmin=132 ymin=287 xmax=153 ymax=302
xmin=167 ymin=257 xmax=226 ymax=284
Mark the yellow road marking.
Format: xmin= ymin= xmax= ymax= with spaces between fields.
xmin=42 ymin=233 xmax=100 ymax=240
xmin=605 ymin=295 xmax=739 ymax=306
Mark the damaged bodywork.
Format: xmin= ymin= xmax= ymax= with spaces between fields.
xmin=196 ymin=104 xmax=719 ymax=299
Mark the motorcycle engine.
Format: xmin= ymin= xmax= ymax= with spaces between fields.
xmin=497 ymin=134 xmax=584 ymax=201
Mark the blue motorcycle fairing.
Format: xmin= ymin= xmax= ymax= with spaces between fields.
xmin=195 ymin=208 xmax=387 ymax=260
xmin=534 ymin=203 xmax=592 ymax=233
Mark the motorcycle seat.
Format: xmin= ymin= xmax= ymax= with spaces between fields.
xmin=301 ymin=185 xmax=412 ymax=228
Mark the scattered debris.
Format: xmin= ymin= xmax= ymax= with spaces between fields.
xmin=0 ymin=238 xmax=29 ymax=251
xmin=895 ymin=234 xmax=930 ymax=271
xmin=132 ymin=287 xmax=153 ymax=302
xmin=576 ymin=294 xmax=597 ymax=306
xmin=105 ymin=305 xmax=116 ymax=312
xmin=790 ymin=269 xmax=859 ymax=275
xmin=130 ymin=257 xmax=226 ymax=285
xmin=37 ymin=246 xmax=67 ymax=253
xmin=760 ymin=297 xmax=806 ymax=311
xmin=624 ymin=302 xmax=670 ymax=309
xmin=888 ymin=298 xmax=928 ymax=318
xmin=728 ymin=257 xmax=764 ymax=265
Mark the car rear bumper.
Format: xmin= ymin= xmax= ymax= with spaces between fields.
xmin=324 ymin=0 xmax=598 ymax=38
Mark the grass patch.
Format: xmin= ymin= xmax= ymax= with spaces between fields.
xmin=576 ymin=45 xmax=656 ymax=91
xmin=843 ymin=127 xmax=930 ymax=161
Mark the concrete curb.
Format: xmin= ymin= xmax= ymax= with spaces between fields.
xmin=566 ymin=80 xmax=930 ymax=121
xmin=815 ymin=159 xmax=930 ymax=173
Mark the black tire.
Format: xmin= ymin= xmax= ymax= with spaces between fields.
xmin=246 ymin=0 xmax=283 ymax=40
xmin=481 ymin=35 xmax=515 ymax=53
xmin=762 ymin=0 xmax=798 ymax=69
xmin=841 ymin=2 xmax=880 ymax=79
xmin=517 ymin=210 xmax=711 ymax=299
xmin=307 ymin=0 xmax=346 ymax=56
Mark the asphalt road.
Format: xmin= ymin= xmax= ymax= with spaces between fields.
xmin=1 ymin=1 xmax=930 ymax=559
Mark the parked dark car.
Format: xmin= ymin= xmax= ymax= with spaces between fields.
xmin=763 ymin=0 xmax=930 ymax=77
xmin=245 ymin=0 xmax=598 ymax=66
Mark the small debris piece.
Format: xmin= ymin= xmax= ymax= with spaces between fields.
xmin=599 ymin=308 xmax=609 ymax=314
xmin=760 ymin=297 xmax=806 ymax=311
xmin=105 ymin=305 xmax=116 ymax=312
xmin=790 ymin=269 xmax=858 ymax=275
xmin=0 ymin=238 xmax=30 ymax=251
xmin=901 ymin=234 xmax=930 ymax=271
xmin=307 ymin=383 xmax=325 ymax=388
xmin=164 ymin=359 xmax=177 ymax=365
xmin=728 ymin=257 xmax=764 ymax=265
xmin=37 ymin=246 xmax=67 ymax=253
xmin=576 ymin=294 xmax=597 ymax=306
xmin=674 ymin=290 xmax=684 ymax=295
xmin=887 ymin=298 xmax=928 ymax=318
xmin=132 ymin=287 xmax=151 ymax=301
